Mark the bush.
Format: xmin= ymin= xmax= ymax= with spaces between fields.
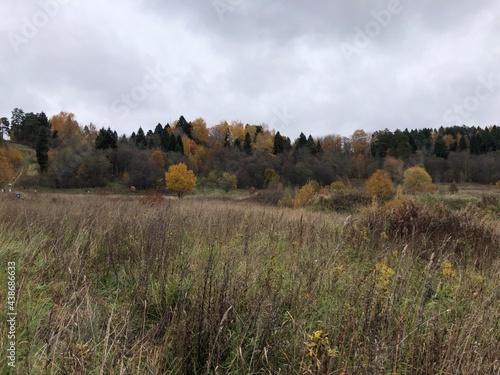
xmin=218 ymin=172 xmax=238 ymax=192
xmin=365 ymin=170 xmax=394 ymax=200
xmin=448 ymin=181 xmax=459 ymax=194
xmin=403 ymin=165 xmax=435 ymax=194
xmin=329 ymin=181 xmax=347 ymax=191
xmin=293 ymin=181 xmax=319 ymax=208
xmin=251 ymin=183 xmax=290 ymax=206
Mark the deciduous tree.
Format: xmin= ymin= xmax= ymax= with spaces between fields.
xmin=165 ymin=163 xmax=197 ymax=197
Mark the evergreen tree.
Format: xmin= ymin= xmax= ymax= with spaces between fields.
xmin=36 ymin=125 xmax=50 ymax=174
xmin=154 ymin=123 xmax=163 ymax=135
xmin=168 ymin=133 xmax=177 ymax=152
xmin=458 ymin=135 xmax=467 ymax=152
xmin=294 ymin=132 xmax=308 ymax=153
xmin=10 ymin=108 xmax=25 ymax=140
xmin=315 ymin=140 xmax=322 ymax=154
xmin=136 ymin=127 xmax=147 ymax=149
xmin=434 ymin=134 xmax=449 ymax=159
xmin=234 ymin=138 xmax=242 ymax=152
xmin=306 ymin=135 xmax=316 ymax=154
xmin=244 ymin=132 xmax=252 ymax=155
xmin=273 ymin=131 xmax=285 ymax=155
xmin=177 ymin=115 xmax=193 ymax=139
xmin=95 ymin=127 xmax=118 ymax=149
xmin=176 ymin=134 xmax=184 ymax=154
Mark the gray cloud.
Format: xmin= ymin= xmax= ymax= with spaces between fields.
xmin=1 ymin=0 xmax=499 ymax=139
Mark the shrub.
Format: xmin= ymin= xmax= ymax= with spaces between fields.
xmin=329 ymin=181 xmax=347 ymax=191
xmin=251 ymin=183 xmax=288 ymax=206
xmin=403 ymin=165 xmax=435 ymax=194
xmin=448 ymin=181 xmax=459 ymax=194
xmin=365 ymin=170 xmax=394 ymax=200
xmin=293 ymin=181 xmax=319 ymax=208
xmin=218 ymin=172 xmax=238 ymax=192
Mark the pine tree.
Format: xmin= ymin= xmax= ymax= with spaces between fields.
xmin=273 ymin=131 xmax=285 ymax=155
xmin=176 ymin=135 xmax=184 ymax=154
xmin=244 ymin=132 xmax=252 ymax=155
xmin=136 ymin=127 xmax=147 ymax=149
xmin=36 ymin=126 xmax=50 ymax=174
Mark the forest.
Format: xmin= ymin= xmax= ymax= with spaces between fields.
xmin=1 ymin=108 xmax=500 ymax=191
xmin=1 ymin=108 xmax=499 ymax=374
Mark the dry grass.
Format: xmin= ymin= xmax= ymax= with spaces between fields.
xmin=0 ymin=193 xmax=498 ymax=374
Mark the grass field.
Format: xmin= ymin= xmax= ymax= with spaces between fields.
xmin=0 ymin=189 xmax=499 ymax=374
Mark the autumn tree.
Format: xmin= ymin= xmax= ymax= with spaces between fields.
xmin=150 ymin=150 xmax=165 ymax=168
xmin=165 ymin=163 xmax=197 ymax=197
xmin=382 ymin=156 xmax=404 ymax=183
xmin=191 ymin=118 xmax=209 ymax=145
xmin=49 ymin=112 xmax=81 ymax=148
xmin=365 ymin=170 xmax=394 ymax=200
xmin=351 ymin=129 xmax=370 ymax=155
xmin=403 ymin=165 xmax=435 ymax=194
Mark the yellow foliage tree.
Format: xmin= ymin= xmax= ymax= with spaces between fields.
xmin=403 ymin=165 xmax=435 ymax=194
xmin=351 ymin=129 xmax=369 ymax=155
xmin=254 ymin=131 xmax=274 ymax=153
xmin=365 ymin=170 xmax=394 ymax=200
xmin=191 ymin=118 xmax=209 ymax=145
xmin=165 ymin=163 xmax=197 ymax=197
xmin=49 ymin=112 xmax=82 ymax=147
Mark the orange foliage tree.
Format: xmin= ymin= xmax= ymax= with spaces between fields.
xmin=150 ymin=150 xmax=165 ymax=168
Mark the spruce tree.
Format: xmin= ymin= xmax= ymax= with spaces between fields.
xmin=36 ymin=126 xmax=50 ymax=174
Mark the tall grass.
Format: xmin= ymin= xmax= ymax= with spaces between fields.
xmin=0 ymin=193 xmax=498 ymax=374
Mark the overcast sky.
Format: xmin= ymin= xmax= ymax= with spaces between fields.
xmin=1 ymin=0 xmax=499 ymax=139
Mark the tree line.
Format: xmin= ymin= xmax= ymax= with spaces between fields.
xmin=1 ymin=107 xmax=499 ymax=190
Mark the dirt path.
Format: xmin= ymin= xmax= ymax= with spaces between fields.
xmin=11 ymin=158 xmax=26 ymax=187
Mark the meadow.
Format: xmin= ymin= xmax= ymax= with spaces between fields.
xmin=0 ymin=189 xmax=499 ymax=374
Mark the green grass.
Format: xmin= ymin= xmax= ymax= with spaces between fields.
xmin=0 ymin=193 xmax=498 ymax=374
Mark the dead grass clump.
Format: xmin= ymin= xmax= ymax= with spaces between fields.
xmin=366 ymin=199 xmax=499 ymax=260
xmin=140 ymin=189 xmax=165 ymax=206
xmin=314 ymin=189 xmax=371 ymax=213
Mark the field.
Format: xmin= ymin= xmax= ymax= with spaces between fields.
xmin=0 ymin=189 xmax=499 ymax=374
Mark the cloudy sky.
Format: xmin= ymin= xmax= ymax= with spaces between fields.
xmin=1 ymin=0 xmax=499 ymax=139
